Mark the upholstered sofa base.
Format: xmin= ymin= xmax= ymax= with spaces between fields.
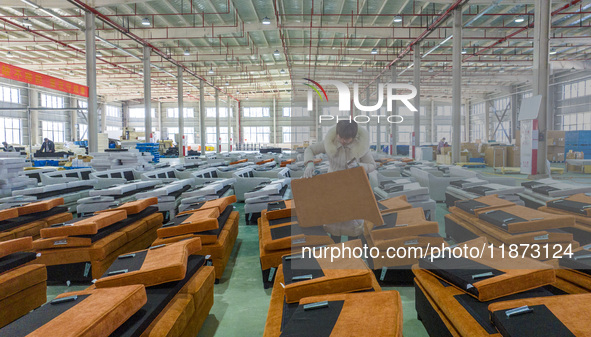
xmin=140 ymin=266 xmax=215 ymax=337
xmin=42 ymin=214 xmax=162 ymax=283
xmin=0 ymin=280 xmax=46 ymax=328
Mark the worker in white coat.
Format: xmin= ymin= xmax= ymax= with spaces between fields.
xmin=303 ymin=120 xmax=376 ymax=177
xmin=302 ymin=120 xmax=376 ymax=242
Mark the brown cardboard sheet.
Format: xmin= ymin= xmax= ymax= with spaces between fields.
xmin=290 ymin=167 xmax=383 ymax=228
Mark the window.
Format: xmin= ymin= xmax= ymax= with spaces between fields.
xmin=40 ymin=93 xmax=64 ymax=108
xmin=0 ymin=86 xmax=20 ymax=104
xmin=106 ymin=105 xmax=120 ymax=118
xmin=205 ymin=107 xmax=232 ymax=118
xmin=563 ymin=112 xmax=591 ymax=131
xmin=79 ymin=124 xmax=88 ymax=140
xmin=283 ymin=107 xmax=308 ymax=117
xmin=563 ymin=79 xmax=591 ymax=100
xmin=78 ymin=100 xmax=87 ymax=109
xmin=437 ymin=125 xmax=452 ymax=142
xmin=437 ymin=106 xmax=452 ymax=116
xmin=471 ymin=123 xmax=483 ymax=142
xmin=493 ymin=97 xmax=511 ymax=113
xmin=321 ymin=106 xmax=349 ymax=118
xmin=243 ymin=107 xmax=270 ymax=117
xmin=129 ymin=108 xmax=155 ymax=118
xmin=493 ymin=121 xmax=511 ymax=144
xmin=0 ymin=117 xmax=21 ymax=144
xmin=206 ymin=127 xmax=234 ymax=144
xmin=42 ymin=121 xmax=65 ymax=142
xmin=167 ymin=127 xmax=195 ymax=144
xmin=243 ymin=127 xmax=270 ymax=143
xmin=398 ymin=125 xmax=411 ymax=143
xmin=369 ymin=126 xmax=388 ymax=144
xmin=282 ymin=126 xmax=310 ymax=143
xmin=398 ymin=106 xmax=426 ymax=116
xmin=168 ymin=108 xmax=195 ymax=118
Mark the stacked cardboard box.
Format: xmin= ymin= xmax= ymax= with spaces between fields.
xmin=484 ymin=146 xmax=507 ymax=167
xmin=461 ymin=142 xmax=481 ymax=158
xmin=547 ymin=130 xmax=566 ymax=162
xmin=506 ymin=145 xmax=520 ymax=167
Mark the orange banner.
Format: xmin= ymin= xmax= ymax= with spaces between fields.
xmin=0 ymin=62 xmax=89 ymax=97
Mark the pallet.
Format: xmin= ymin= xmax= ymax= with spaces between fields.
xmin=494 ymin=166 xmax=564 ymax=175
xmin=455 ymin=162 xmax=486 ymax=168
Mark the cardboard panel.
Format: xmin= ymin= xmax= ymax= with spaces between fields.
xmin=291 ymin=167 xmax=383 ymax=228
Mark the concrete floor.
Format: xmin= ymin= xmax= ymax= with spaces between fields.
xmin=44 ymin=162 xmax=591 ymax=336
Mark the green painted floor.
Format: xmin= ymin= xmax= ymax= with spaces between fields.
xmin=195 ymin=202 xmax=450 ymax=337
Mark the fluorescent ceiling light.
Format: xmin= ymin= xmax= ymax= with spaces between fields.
xmin=514 ymin=16 xmax=525 ymax=23
xmin=141 ymin=17 xmax=151 ymax=26
xmin=423 ymin=35 xmax=453 ymax=58
xmin=262 ymin=17 xmax=271 ymax=25
xmin=225 ymin=81 xmax=229 ymax=86
xmin=236 ymin=90 xmax=240 ymax=94
xmin=273 ymin=49 xmax=280 ymax=56
xmin=22 ymin=18 xmax=32 ymax=27
xmin=393 ymin=15 xmax=402 ymax=23
xmin=428 ymin=67 xmax=434 ymax=73
xmin=549 ymin=48 xmax=557 ymax=55
xmin=371 ymin=48 xmax=378 ymax=54
xmin=184 ymin=49 xmax=190 ymax=56
xmin=280 ymin=68 xmax=285 ymax=74
xmin=357 ymin=67 xmax=363 ymax=73
xmin=461 ymin=48 xmax=467 ymax=54
xmin=6 ymin=51 xmax=14 ymax=58
xmin=96 ymin=50 xmax=103 ymax=57
xmin=20 ymin=0 xmax=39 ymax=9
xmin=208 ymin=67 xmax=214 ymax=74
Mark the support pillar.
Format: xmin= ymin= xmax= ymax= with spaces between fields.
xmin=365 ymin=85 xmax=370 ymax=131
xmin=511 ymin=88 xmax=519 ymax=142
xmin=29 ymin=86 xmax=39 ymax=146
xmin=143 ymin=45 xmax=152 ymax=142
xmin=534 ymin=0 xmax=551 ymax=174
xmin=431 ymin=100 xmax=436 ymax=143
xmin=464 ymin=99 xmax=471 ymax=142
xmin=228 ymin=97 xmax=232 ymax=151
xmin=199 ymin=80 xmax=206 ymax=154
xmin=70 ymin=95 xmax=77 ymax=141
xmin=100 ymin=103 xmax=106 ymax=133
xmin=413 ymin=42 xmax=421 ymax=157
xmin=178 ymin=66 xmax=184 ymax=158
xmin=215 ymin=88 xmax=220 ymax=153
xmin=85 ymin=11 xmax=98 ymax=152
xmin=485 ymin=99 xmax=491 ymax=141
xmin=273 ymin=97 xmax=277 ymax=144
xmin=159 ymin=101 xmax=166 ymax=140
xmin=451 ymin=7 xmax=462 ymax=164
xmin=376 ymin=76 xmax=382 ymax=152
xmin=390 ymin=67 xmax=397 ymax=155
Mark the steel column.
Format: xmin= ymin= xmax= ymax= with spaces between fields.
xmin=85 ymin=11 xmax=98 ymax=152
xmin=451 ymin=8 xmax=463 ymax=164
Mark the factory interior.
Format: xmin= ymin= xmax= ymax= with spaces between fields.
xmin=0 ymin=0 xmax=591 ymax=336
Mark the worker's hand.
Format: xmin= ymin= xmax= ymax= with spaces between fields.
xmin=303 ymin=162 xmax=315 ymax=178
xmin=358 ymin=162 xmax=370 ymax=172
xmin=347 ymin=160 xmax=359 ymax=169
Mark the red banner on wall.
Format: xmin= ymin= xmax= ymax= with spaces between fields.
xmin=0 ymin=62 xmax=89 ymax=97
